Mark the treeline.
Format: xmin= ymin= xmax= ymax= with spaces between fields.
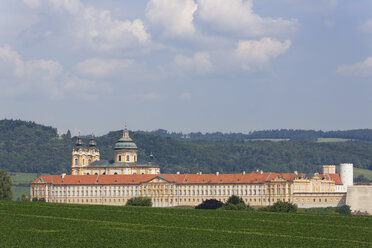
xmin=145 ymin=129 xmax=372 ymax=142
xmin=1 ymin=119 xmax=372 ymax=175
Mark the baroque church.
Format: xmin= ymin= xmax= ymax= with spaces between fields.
xmin=71 ymin=128 xmax=160 ymax=176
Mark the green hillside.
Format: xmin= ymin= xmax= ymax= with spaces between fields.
xmin=2 ymin=119 xmax=372 ymax=175
xmin=0 ymin=201 xmax=371 ymax=247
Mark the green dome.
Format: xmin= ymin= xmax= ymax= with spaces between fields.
xmin=114 ymin=137 xmax=138 ymax=150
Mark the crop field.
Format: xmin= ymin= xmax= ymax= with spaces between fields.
xmin=0 ymin=201 xmax=371 ymax=247
xmin=353 ymin=167 xmax=372 ymax=181
xmin=316 ymin=138 xmax=352 ymax=143
xmin=9 ymin=172 xmax=39 ymax=200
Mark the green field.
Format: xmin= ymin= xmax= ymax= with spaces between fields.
xmin=353 ymin=167 xmax=372 ymax=181
xmin=9 ymin=172 xmax=39 ymax=200
xmin=0 ymin=201 xmax=371 ymax=247
xmin=317 ymin=138 xmax=352 ymax=143
xmin=249 ymin=139 xmax=290 ymax=142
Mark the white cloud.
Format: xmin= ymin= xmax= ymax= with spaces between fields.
xmin=0 ymin=44 xmax=62 ymax=80
xmin=234 ymin=38 xmax=291 ymax=70
xmin=24 ymin=0 xmax=151 ymax=50
xmin=75 ymin=58 xmax=133 ymax=77
xmin=359 ymin=19 xmax=372 ymax=33
xmin=197 ymin=0 xmax=298 ymax=37
xmin=146 ymin=0 xmax=198 ymax=37
xmin=179 ymin=92 xmax=192 ymax=101
xmin=172 ymin=52 xmax=213 ymax=74
xmin=23 ymin=0 xmax=42 ymax=8
xmin=337 ymin=57 xmax=372 ymax=77
xmin=132 ymin=92 xmax=166 ymax=102
xmin=0 ymin=45 xmax=110 ymax=99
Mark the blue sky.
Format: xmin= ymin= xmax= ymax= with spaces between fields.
xmin=0 ymin=0 xmax=371 ymax=135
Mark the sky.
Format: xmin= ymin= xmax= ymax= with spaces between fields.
xmin=0 ymin=0 xmax=371 ymax=135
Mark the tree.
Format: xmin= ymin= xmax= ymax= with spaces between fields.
xmin=126 ymin=197 xmax=152 ymax=207
xmin=21 ymin=193 xmax=28 ymax=202
xmin=225 ymin=195 xmax=245 ymax=205
xmin=259 ymin=201 xmax=297 ymax=213
xmin=195 ymin=199 xmax=223 ymax=210
xmin=0 ymin=169 xmax=12 ymax=200
xmin=335 ymin=205 xmax=351 ymax=215
xmin=221 ymin=195 xmax=253 ymax=211
xmin=355 ymin=175 xmax=370 ymax=183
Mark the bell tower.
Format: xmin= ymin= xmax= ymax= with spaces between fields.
xmin=71 ymin=133 xmax=100 ymax=175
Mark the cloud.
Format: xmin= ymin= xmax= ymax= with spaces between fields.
xmin=337 ymin=57 xmax=372 ymax=77
xmin=0 ymin=45 xmax=110 ymax=99
xmin=172 ymin=52 xmax=213 ymax=74
xmin=0 ymin=44 xmax=62 ymax=80
xmin=179 ymin=92 xmax=192 ymax=101
xmin=197 ymin=0 xmax=298 ymax=37
xmin=75 ymin=58 xmax=133 ymax=77
xmin=359 ymin=19 xmax=372 ymax=33
xmin=234 ymin=38 xmax=291 ymax=70
xmin=24 ymin=0 xmax=151 ymax=50
xmin=146 ymin=0 xmax=198 ymax=37
xmin=132 ymin=92 xmax=166 ymax=103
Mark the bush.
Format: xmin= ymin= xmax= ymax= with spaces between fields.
xmin=195 ymin=199 xmax=223 ymax=209
xmin=259 ymin=201 xmax=297 ymax=213
xmin=221 ymin=195 xmax=254 ymax=211
xmin=126 ymin=197 xmax=152 ymax=207
xmin=335 ymin=205 xmax=351 ymax=215
xmin=32 ymin=197 xmax=45 ymax=202
xmin=226 ymin=195 xmax=245 ymax=205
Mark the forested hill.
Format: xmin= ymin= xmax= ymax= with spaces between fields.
xmin=147 ymin=129 xmax=372 ymax=142
xmin=1 ymin=119 xmax=372 ymax=175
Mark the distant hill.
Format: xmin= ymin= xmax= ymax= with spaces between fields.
xmin=1 ymin=119 xmax=372 ymax=175
xmin=146 ymin=128 xmax=372 ymax=142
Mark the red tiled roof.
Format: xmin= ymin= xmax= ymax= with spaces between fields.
xmin=31 ymin=171 xmax=305 ymax=185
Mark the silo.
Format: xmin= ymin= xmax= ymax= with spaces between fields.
xmin=340 ymin=163 xmax=353 ymax=187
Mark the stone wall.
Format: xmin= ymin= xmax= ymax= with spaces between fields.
xmin=346 ymin=186 xmax=372 ymax=215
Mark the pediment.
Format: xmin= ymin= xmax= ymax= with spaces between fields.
xmin=147 ymin=176 xmax=170 ymax=183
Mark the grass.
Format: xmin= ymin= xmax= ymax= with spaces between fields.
xmin=317 ymin=138 xmax=352 ymax=143
xmin=0 ymin=201 xmax=371 ymax=247
xmin=353 ymin=167 xmax=372 ymax=181
xmin=9 ymin=172 xmax=38 ymax=200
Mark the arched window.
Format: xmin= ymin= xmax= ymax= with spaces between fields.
xmin=134 ymin=155 xmax=136 ymax=161
xmin=74 ymin=158 xmax=78 ymax=165
xmin=82 ymin=159 xmax=85 ymax=165
xmin=126 ymin=155 xmax=130 ymax=161
xmin=86 ymin=173 xmax=90 ymax=175
xmin=94 ymin=173 xmax=98 ymax=175
xmin=88 ymin=159 xmax=91 ymax=164
xmin=114 ymin=172 xmax=118 ymax=175
xmin=118 ymin=155 xmax=122 ymax=162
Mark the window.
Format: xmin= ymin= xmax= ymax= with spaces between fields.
xmin=82 ymin=159 xmax=85 ymax=165
xmin=127 ymin=155 xmax=130 ymax=161
xmin=75 ymin=158 xmax=78 ymax=165
xmin=88 ymin=159 xmax=91 ymax=164
xmin=118 ymin=155 xmax=122 ymax=162
xmin=134 ymin=155 xmax=136 ymax=161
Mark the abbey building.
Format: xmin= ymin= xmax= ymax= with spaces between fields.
xmin=31 ymin=127 xmax=353 ymax=208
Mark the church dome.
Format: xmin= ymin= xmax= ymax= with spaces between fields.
xmin=114 ymin=129 xmax=138 ymax=150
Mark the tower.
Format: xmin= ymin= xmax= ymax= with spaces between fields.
xmin=71 ymin=133 xmax=100 ymax=175
xmin=323 ymin=165 xmax=336 ymax=174
xmin=340 ymin=163 xmax=353 ymax=187
xmin=114 ymin=127 xmax=138 ymax=163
